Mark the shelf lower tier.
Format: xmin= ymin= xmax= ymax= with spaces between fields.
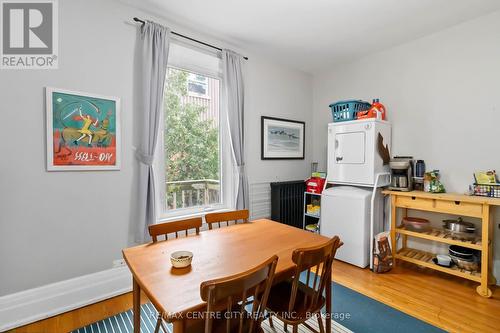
xmin=396 ymin=247 xmax=481 ymax=282
xmin=395 ymin=226 xmax=482 ymax=250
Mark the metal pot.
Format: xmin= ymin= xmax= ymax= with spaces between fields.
xmin=449 ymin=254 xmax=480 ymax=272
xmin=449 ymin=245 xmax=475 ymax=260
xmin=442 ymin=217 xmax=476 ymax=234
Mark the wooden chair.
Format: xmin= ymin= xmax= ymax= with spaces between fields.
xmin=205 ymin=209 xmax=249 ymax=230
xmin=266 ymin=236 xmax=343 ymax=333
xmin=184 ymin=255 xmax=278 ymax=333
xmin=148 ymin=217 xmax=202 ymax=333
xmin=148 ymin=217 xmax=202 ymax=242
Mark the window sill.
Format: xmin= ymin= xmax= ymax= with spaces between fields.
xmin=157 ymin=207 xmax=231 ymax=224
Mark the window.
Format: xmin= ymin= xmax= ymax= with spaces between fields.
xmin=164 ymin=67 xmax=221 ymax=212
xmin=187 ymin=73 xmax=208 ymax=97
xmin=156 ymin=41 xmax=233 ymax=218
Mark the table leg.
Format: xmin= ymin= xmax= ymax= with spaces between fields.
xmin=173 ymin=320 xmax=185 ymax=333
xmin=325 ymin=272 xmax=332 ymax=333
xmin=133 ymin=277 xmax=141 ymax=333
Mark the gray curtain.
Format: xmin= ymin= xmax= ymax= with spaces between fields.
xmin=222 ymin=50 xmax=249 ymax=210
xmin=135 ymin=21 xmax=170 ymax=243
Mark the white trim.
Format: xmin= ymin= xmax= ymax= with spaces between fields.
xmin=159 ymin=55 xmax=235 ymax=219
xmin=0 ymin=267 xmax=131 ymax=331
xmin=157 ymin=207 xmax=231 ymax=223
xmin=159 ymin=197 xmax=228 ymax=220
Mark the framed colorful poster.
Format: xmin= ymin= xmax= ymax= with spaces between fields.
xmin=261 ymin=116 xmax=305 ymax=160
xmin=46 ymin=87 xmax=121 ymax=171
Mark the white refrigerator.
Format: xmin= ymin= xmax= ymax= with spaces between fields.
xmin=321 ymin=186 xmax=383 ymax=268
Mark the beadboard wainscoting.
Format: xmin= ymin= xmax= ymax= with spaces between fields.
xmin=249 ymin=181 xmax=272 ymax=220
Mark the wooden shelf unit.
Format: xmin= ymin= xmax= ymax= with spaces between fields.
xmin=397 ymin=247 xmax=481 ymax=282
xmin=383 ymin=190 xmax=500 ymax=297
xmin=395 ymin=226 xmax=482 ymax=250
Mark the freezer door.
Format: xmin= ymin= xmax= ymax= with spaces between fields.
xmin=335 ymin=131 xmax=366 ymax=164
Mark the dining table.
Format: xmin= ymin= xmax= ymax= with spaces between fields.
xmin=122 ymin=218 xmax=333 ymax=333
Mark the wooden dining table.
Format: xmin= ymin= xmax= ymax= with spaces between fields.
xmin=122 ymin=219 xmax=333 ymax=333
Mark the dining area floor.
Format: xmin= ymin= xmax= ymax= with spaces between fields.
xmin=12 ymin=259 xmax=500 ymax=333
xmin=8 ymin=216 xmax=500 ymax=333
xmin=333 ymin=259 xmax=500 ymax=333
xmin=10 ymin=216 xmax=345 ymax=333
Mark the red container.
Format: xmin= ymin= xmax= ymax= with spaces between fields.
xmin=306 ymin=177 xmax=326 ymax=194
xmin=357 ymin=99 xmax=387 ymax=120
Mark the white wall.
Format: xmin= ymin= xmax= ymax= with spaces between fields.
xmin=312 ymin=11 xmax=500 ymax=278
xmin=245 ymin=59 xmax=313 ymax=184
xmin=0 ymin=0 xmax=312 ymax=296
xmin=0 ymin=0 xmax=136 ymax=296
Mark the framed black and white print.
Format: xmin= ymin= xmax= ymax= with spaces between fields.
xmin=261 ymin=116 xmax=305 ymax=160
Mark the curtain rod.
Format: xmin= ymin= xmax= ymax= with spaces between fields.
xmin=133 ymin=17 xmax=248 ymax=60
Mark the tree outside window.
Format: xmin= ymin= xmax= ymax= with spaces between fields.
xmin=164 ymin=68 xmax=221 ymax=210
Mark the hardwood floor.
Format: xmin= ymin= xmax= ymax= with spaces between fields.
xmin=7 ymin=292 xmax=148 ymax=333
xmin=9 ymin=261 xmax=500 ymax=333
xmin=332 ymin=260 xmax=500 ymax=333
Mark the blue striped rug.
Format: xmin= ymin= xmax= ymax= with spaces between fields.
xmin=71 ymin=302 xmax=349 ymax=333
xmin=71 ymin=303 xmax=164 ymax=333
xmin=72 ymin=283 xmax=445 ymax=333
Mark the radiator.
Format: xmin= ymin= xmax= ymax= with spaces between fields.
xmin=270 ymin=180 xmax=305 ymax=229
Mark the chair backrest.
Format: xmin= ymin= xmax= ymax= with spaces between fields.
xmin=288 ymin=236 xmax=343 ymax=313
xmin=148 ymin=217 xmax=202 ymax=242
xmin=200 ymin=255 xmax=278 ymax=333
xmin=205 ymin=209 xmax=249 ymax=230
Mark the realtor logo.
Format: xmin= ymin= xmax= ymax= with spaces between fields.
xmin=1 ymin=0 xmax=58 ymax=69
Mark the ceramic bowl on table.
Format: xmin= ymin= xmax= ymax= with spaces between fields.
xmin=170 ymin=251 xmax=193 ymax=268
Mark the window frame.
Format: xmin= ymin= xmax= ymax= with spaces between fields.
xmin=155 ymin=47 xmax=234 ymax=221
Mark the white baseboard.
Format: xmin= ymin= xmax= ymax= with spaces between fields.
xmin=0 ymin=267 xmax=132 ymax=331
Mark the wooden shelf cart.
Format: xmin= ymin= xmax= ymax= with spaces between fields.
xmin=383 ymin=190 xmax=499 ymax=297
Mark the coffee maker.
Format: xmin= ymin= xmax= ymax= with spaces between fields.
xmin=389 ymin=156 xmax=413 ymax=191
